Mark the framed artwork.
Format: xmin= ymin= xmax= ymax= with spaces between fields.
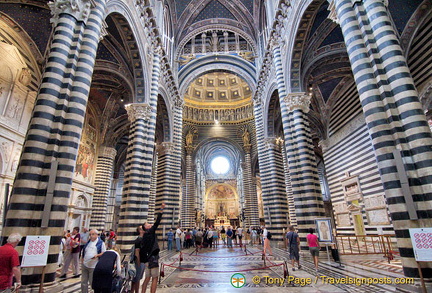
xmin=315 ymin=218 xmax=333 ymax=242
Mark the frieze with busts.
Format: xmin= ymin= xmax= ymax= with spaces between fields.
xmin=48 ymin=0 xmax=93 ymax=26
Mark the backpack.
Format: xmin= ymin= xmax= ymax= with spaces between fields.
xmin=140 ymin=234 xmax=156 ymax=258
xmin=267 ymin=231 xmax=272 ymax=240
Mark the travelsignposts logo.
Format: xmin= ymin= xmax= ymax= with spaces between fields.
xmin=230 ymin=273 xmax=246 ymax=288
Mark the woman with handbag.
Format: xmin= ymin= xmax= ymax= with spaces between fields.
xmin=92 ymin=247 xmax=122 ymax=292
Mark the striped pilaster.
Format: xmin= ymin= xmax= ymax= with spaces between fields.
xmin=89 ymin=146 xmax=117 ymax=230
xmin=116 ymin=103 xmax=157 ymax=252
xmin=1 ymin=0 xmax=106 ymax=287
xmin=253 ymin=100 xmax=289 ymax=240
xmin=156 ymin=103 xmax=182 ymax=230
xmin=242 ymin=150 xmax=260 ymax=228
xmin=332 ymin=0 xmax=432 ymax=277
xmin=183 ymin=147 xmax=196 ymax=229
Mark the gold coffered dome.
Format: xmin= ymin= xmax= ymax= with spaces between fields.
xmin=184 ymin=72 xmax=252 ymax=108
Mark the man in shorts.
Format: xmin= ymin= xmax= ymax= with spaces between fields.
xmin=286 ymin=225 xmax=301 ymax=271
xmin=141 ymin=203 xmax=165 ymax=293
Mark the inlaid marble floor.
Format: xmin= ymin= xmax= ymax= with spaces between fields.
xmin=59 ymin=243 xmax=424 ymax=292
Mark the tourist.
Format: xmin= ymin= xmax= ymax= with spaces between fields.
xmin=220 ymin=226 xmax=226 ymax=244
xmin=195 ymin=229 xmax=203 ymax=250
xmin=107 ymin=229 xmax=116 ymax=249
xmin=141 ymin=203 xmax=165 ymax=293
xmin=132 ymin=226 xmax=145 ymax=293
xmin=60 ymin=226 xmax=81 ymax=278
xmin=175 ymin=226 xmax=182 ymax=251
xmin=92 ymin=247 xmax=122 ymax=292
xmin=286 ymin=225 xmax=301 ymax=271
xmin=80 ymin=227 xmax=89 ymax=258
xmin=251 ymin=227 xmax=258 ymax=245
xmin=0 ymin=233 xmax=22 ymax=292
xmin=226 ymin=226 xmax=234 ymax=248
xmin=237 ymin=226 xmax=243 ymax=247
xmin=262 ymin=225 xmax=273 ymax=256
xmin=166 ymin=229 xmax=174 ymax=251
xmin=307 ymin=228 xmax=320 ymax=272
xmin=81 ymin=229 xmax=105 ymax=293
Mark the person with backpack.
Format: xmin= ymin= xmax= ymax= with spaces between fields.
xmin=81 ymin=229 xmax=106 ymax=293
xmin=286 ymin=225 xmax=301 ymax=271
xmin=262 ymin=225 xmax=273 ymax=256
xmin=141 ymin=202 xmax=165 ymax=293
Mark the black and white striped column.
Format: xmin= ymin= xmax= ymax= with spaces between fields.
xmin=282 ymin=93 xmax=325 ymax=247
xmin=2 ymin=0 xmax=106 ymax=287
xmin=271 ymin=39 xmax=324 ymax=245
xmin=90 ymin=146 xmax=117 ymax=230
xmin=156 ymin=100 xmax=182 ymax=230
xmin=117 ymin=48 xmax=161 ymax=252
xmin=253 ymin=99 xmax=289 ymax=240
xmin=116 ymin=103 xmax=156 ymax=252
xmin=242 ymin=144 xmax=260 ymax=228
xmin=183 ymin=145 xmax=196 ymax=229
xmin=330 ymin=0 xmax=432 ymax=277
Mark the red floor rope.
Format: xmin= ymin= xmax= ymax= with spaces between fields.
xmin=186 ymin=250 xmax=262 ymax=258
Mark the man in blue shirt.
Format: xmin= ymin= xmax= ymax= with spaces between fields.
xmin=166 ymin=229 xmax=174 ymax=251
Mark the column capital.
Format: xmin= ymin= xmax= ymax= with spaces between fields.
xmin=264 ymin=137 xmax=278 ymax=150
xmin=99 ymin=146 xmax=117 ymax=159
xmin=125 ymin=103 xmax=153 ymax=121
xmin=283 ymin=93 xmax=311 ymax=113
xmin=327 ymin=0 xmax=339 ymax=24
xmin=156 ymin=142 xmax=174 ymax=155
xmin=49 ymin=0 xmax=93 ymax=26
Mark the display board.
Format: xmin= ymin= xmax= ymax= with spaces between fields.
xmin=21 ymin=236 xmax=51 ymax=267
xmin=409 ymin=228 xmax=432 ymax=262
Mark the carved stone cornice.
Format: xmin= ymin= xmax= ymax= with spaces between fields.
xmin=125 ymin=103 xmax=153 ymax=121
xmin=48 ymin=0 xmax=93 ymax=26
xmin=283 ymin=93 xmax=311 ymax=114
xmin=99 ymin=146 xmax=117 ymax=160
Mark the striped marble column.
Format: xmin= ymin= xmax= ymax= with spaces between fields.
xmin=280 ymin=140 xmax=297 ymax=226
xmin=1 ymin=0 xmax=106 ymax=287
xmin=156 ymin=101 xmax=182 ymax=230
xmin=183 ymin=145 xmax=196 ymax=229
xmin=116 ymin=103 xmax=156 ymax=252
xmin=253 ymin=99 xmax=289 ymax=240
xmin=90 ymin=146 xmax=117 ymax=230
xmin=330 ymin=0 xmax=432 ymax=277
xmin=282 ymin=93 xmax=325 ymax=247
xmin=241 ymin=145 xmax=260 ymax=228
xmin=117 ymin=48 xmax=161 ymax=252
xmin=272 ymin=38 xmax=324 ymax=246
